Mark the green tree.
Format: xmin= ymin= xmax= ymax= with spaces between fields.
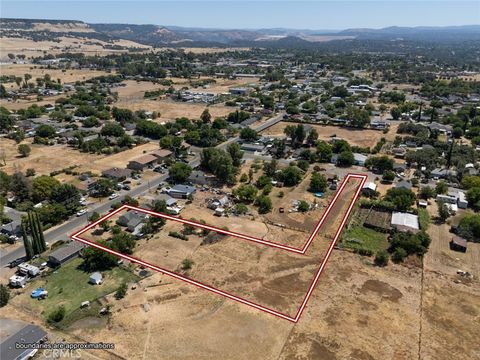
xmin=382 ymin=170 xmax=395 ymax=183
xmin=438 ymin=202 xmax=450 ymax=222
xmin=255 ymin=195 xmax=272 ymax=214
xmin=48 ymin=305 xmax=66 ymax=323
xmin=32 ymin=175 xmax=61 ymax=202
xmin=17 ymin=144 xmax=31 ymax=157
xmin=101 ymin=122 xmax=125 ymax=137
xmin=391 ymin=247 xmax=407 ymax=263
xmin=306 ymin=129 xmax=319 ymax=146
xmin=21 ymin=221 xmax=34 ymax=260
xmin=419 ymin=186 xmax=435 ymax=199
xmin=309 ymin=173 xmax=327 ymax=193
xmin=181 ymin=258 xmax=194 ymax=270
xmin=0 ymin=284 xmax=10 ymax=307
xmin=279 ymin=165 xmax=303 ymax=186
xmin=83 ymin=240 xmax=118 ymax=271
xmin=35 ymin=124 xmax=55 ymax=138
xmin=466 ymin=187 xmax=480 ymax=211
xmin=233 ymin=184 xmax=258 ymax=203
xmin=169 ymin=162 xmax=192 ymax=183
xmin=365 ymin=156 xmax=394 ymax=172
xmin=239 ymin=127 xmax=259 ymax=141
xmin=227 ymin=143 xmax=244 ymax=167
xmin=115 ymin=282 xmax=128 ymax=300
xmin=316 ymin=141 xmax=333 ymax=162
xmin=435 ymin=181 xmax=448 ymax=195
xmin=200 ymin=108 xmax=211 ymax=124
xmin=457 ymin=215 xmax=480 ymax=242
xmin=384 ymin=188 xmax=416 ymax=211
xmin=336 ymin=151 xmax=355 ymax=167
xmin=297 ymin=200 xmax=310 ymax=212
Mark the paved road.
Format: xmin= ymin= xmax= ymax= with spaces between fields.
xmin=1 ymin=173 xmax=170 ymax=267
xmin=0 ymin=112 xmax=285 ymax=267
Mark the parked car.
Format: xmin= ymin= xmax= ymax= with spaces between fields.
xmin=109 ymin=193 xmax=119 ymax=200
xmin=76 ymin=209 xmax=87 ymax=217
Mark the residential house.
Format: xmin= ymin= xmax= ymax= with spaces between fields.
xmin=150 ymin=149 xmax=172 ymax=162
xmin=102 ymin=167 xmax=132 ymax=181
xmin=156 ymin=194 xmax=177 ymax=207
xmin=117 ymin=211 xmax=147 ymax=233
xmin=188 ymin=170 xmax=216 ymax=186
xmin=48 ymin=241 xmax=85 ymax=267
xmin=240 ymin=143 xmax=265 ymax=153
xmin=0 ymin=207 xmax=24 ymax=237
xmin=395 ymin=180 xmax=412 ymax=190
xmin=127 ymin=154 xmax=158 ymax=171
xmin=431 ymin=168 xmax=457 ymax=179
xmin=353 ymin=153 xmax=368 ymax=166
xmin=0 ymin=322 xmax=47 ymax=360
xmin=167 ymin=184 xmax=196 ymax=199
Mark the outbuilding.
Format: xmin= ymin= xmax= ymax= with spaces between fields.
xmin=450 ymin=235 xmax=467 ymax=253
xmin=89 ymin=272 xmax=103 ymax=285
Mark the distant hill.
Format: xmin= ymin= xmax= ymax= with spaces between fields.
xmin=1 ymin=18 xmax=480 ymax=48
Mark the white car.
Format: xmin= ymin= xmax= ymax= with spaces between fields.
xmin=76 ymin=209 xmax=87 ymax=217
xmin=109 ymin=193 xmax=119 ymax=200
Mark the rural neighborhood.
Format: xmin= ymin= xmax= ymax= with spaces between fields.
xmin=0 ymin=6 xmax=479 ymax=360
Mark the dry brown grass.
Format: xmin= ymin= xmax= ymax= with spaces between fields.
xmin=0 ymin=36 xmax=151 ymax=59
xmin=262 ymin=122 xmax=399 ymax=148
xmin=0 ymin=138 xmax=161 ymax=176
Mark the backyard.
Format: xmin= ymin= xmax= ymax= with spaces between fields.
xmin=12 ymin=257 xmax=138 ymax=323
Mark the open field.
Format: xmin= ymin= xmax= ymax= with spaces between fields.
xmin=115 ymin=98 xmax=233 ymax=122
xmin=0 ymin=36 xmax=151 ymax=59
xmin=0 ymin=63 xmax=113 ymax=85
xmin=261 ymin=122 xmax=399 ymax=148
xmin=75 ymin=176 xmax=363 ymax=318
xmin=0 ymin=138 xmax=160 ymax=176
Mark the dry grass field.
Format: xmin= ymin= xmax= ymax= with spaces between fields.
xmin=0 ymin=64 xmax=113 ymax=86
xmin=262 ymin=122 xmax=399 ymax=148
xmin=0 ymin=138 xmax=160 ymax=176
xmin=112 ymin=77 xmax=256 ymax=122
xmin=0 ymin=36 xmax=151 ymax=59
xmin=115 ymin=97 xmax=233 ymax=122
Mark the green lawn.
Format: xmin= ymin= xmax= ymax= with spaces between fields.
xmin=17 ymin=257 xmax=138 ymax=321
xmin=342 ymin=225 xmax=389 ymax=253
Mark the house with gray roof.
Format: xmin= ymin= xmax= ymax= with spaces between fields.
xmin=167 ymin=184 xmax=196 ymax=199
xmin=1 ymin=322 xmax=47 ymax=360
xmin=48 ymin=241 xmax=85 ymax=267
xmin=117 ymin=211 xmax=147 ymax=232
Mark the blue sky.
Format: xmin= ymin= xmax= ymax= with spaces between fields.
xmin=1 ymin=1 xmax=479 ymax=30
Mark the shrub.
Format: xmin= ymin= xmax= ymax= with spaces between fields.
xmin=115 ymin=282 xmax=128 ymax=300
xmin=181 ymin=258 xmax=194 ymax=270
xmin=169 ymin=231 xmax=188 ymax=241
xmin=391 ymin=247 xmax=408 ymax=263
xmin=48 ymin=305 xmax=66 ymax=323
xmin=374 ymin=250 xmax=389 ymax=266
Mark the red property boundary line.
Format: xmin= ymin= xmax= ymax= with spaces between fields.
xmin=71 ymin=173 xmax=367 ymax=322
